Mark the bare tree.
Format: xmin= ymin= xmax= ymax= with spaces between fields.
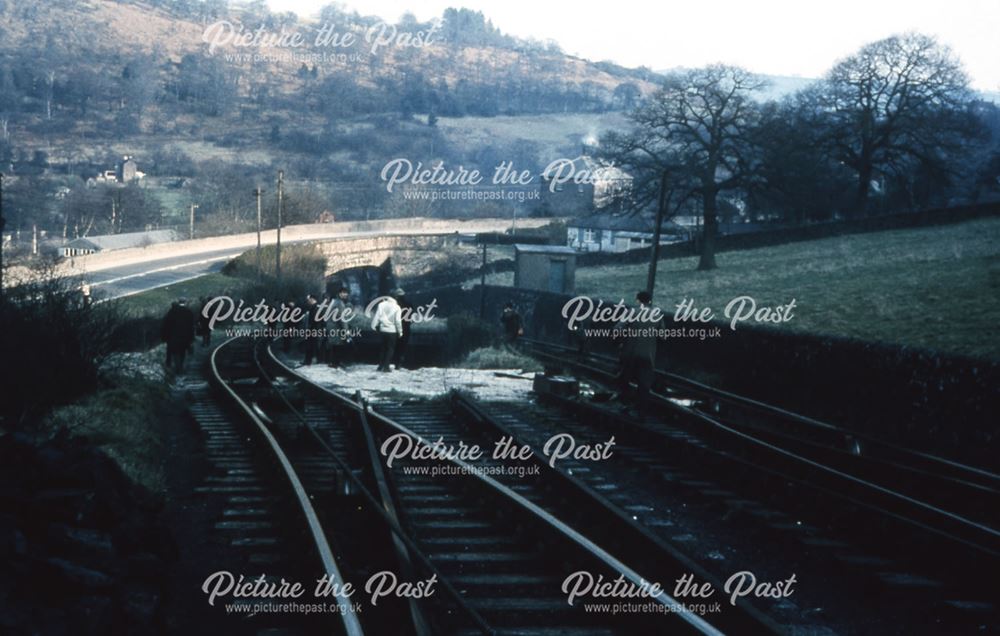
xmin=809 ymin=33 xmax=974 ymax=213
xmin=606 ymin=65 xmax=765 ymax=270
xmin=599 ymin=129 xmax=693 ymax=291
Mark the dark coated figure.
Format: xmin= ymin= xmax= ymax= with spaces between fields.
xmin=281 ymin=300 xmax=297 ymax=353
xmin=302 ymin=293 xmax=324 ymax=365
xmin=500 ymin=302 xmax=524 ymax=344
xmin=161 ymin=298 xmax=196 ymax=375
xmin=327 ymin=287 xmax=353 ymax=368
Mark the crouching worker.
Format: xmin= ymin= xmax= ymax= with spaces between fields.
xmin=614 ymin=290 xmax=662 ymax=416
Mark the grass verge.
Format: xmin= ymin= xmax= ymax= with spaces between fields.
xmin=570 ymin=217 xmax=999 ymax=359
xmin=43 ymin=347 xmax=170 ymax=493
xmin=460 ymin=346 xmax=544 ymax=371
xmin=117 ymin=272 xmax=247 ymax=318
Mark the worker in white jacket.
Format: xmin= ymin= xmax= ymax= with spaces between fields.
xmin=371 ymin=289 xmax=404 ymax=372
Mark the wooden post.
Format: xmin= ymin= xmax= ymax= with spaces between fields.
xmin=479 ymin=242 xmax=487 ymax=319
xmin=646 ymin=170 xmax=668 ymax=296
xmin=189 ymin=204 xmax=199 ymax=240
xmin=0 ymin=173 xmax=4 ymax=295
xmin=254 ymin=187 xmax=263 ymax=280
xmin=276 ymin=170 xmax=283 ymax=281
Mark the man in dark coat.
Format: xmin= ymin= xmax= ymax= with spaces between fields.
xmin=500 ymin=302 xmax=523 ymax=344
xmin=161 ymin=298 xmax=196 ymax=375
xmin=327 ymin=287 xmax=353 ymax=368
xmin=302 ymin=293 xmax=324 ymax=365
xmin=281 ymin=299 xmax=297 ymax=353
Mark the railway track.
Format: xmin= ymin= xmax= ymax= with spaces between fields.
xmin=524 ymin=338 xmax=1000 ymax=509
xmin=519 ymin=338 xmax=1000 ymax=623
xmin=206 ymin=335 xmax=788 ymax=634
xmin=198 ymin=337 xmax=363 ymax=636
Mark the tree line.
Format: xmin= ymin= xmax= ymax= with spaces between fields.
xmin=601 ymin=33 xmax=1000 ymax=270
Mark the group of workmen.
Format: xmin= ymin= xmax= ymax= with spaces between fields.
xmin=160 ymin=287 xmax=661 ymax=416
xmin=296 ymin=286 xmax=359 ymax=368
xmin=159 ymin=288 xmax=417 ymax=376
xmin=295 ymin=287 xmax=412 ymax=372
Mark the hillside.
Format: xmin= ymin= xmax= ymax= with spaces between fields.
xmin=0 ymin=1 xmax=657 ymax=238
xmin=0 ymin=1 xmax=655 ymax=162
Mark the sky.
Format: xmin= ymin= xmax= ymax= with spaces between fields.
xmin=264 ymin=0 xmax=1000 ymax=91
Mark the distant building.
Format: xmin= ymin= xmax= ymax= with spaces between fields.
xmin=89 ymin=155 xmax=145 ymax=187
xmin=60 ymin=229 xmax=177 ymax=257
xmin=117 ymin=156 xmax=138 ymax=182
xmin=538 ymin=155 xmax=631 ymax=216
xmin=513 ymin=244 xmax=576 ymax=294
xmin=567 ymin=213 xmax=691 ymax=253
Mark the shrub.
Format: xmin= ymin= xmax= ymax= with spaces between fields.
xmin=460 ymin=346 xmax=542 ymax=371
xmin=444 ymin=313 xmax=495 ymax=360
xmin=0 ymin=258 xmax=126 ymax=428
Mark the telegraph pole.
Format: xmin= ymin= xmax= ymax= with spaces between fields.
xmin=646 ymin=170 xmax=669 ymax=296
xmin=189 ymin=204 xmax=199 ymax=240
xmin=0 ymin=173 xmax=5 ymax=295
xmin=479 ymin=242 xmax=487 ymax=319
xmin=254 ymin=187 xmax=263 ymax=281
xmin=275 ymin=170 xmax=283 ymax=281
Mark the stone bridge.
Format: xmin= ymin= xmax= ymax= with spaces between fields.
xmin=315 ymin=233 xmax=484 ymax=278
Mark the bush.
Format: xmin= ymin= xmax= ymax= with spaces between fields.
xmin=1 ymin=259 xmax=127 ymax=428
xmin=444 ymin=313 xmax=495 ymax=360
xmin=222 ymin=243 xmax=328 ymax=308
xmin=44 ymin=374 xmax=169 ymax=492
xmin=460 ymin=346 xmax=542 ymax=371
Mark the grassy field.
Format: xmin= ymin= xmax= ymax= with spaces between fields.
xmin=437 ymin=112 xmax=627 ymax=159
xmin=580 ymin=217 xmax=1000 ymax=359
xmin=118 ymin=272 xmax=246 ymax=318
xmin=116 ymin=218 xmax=1000 ymax=359
xmin=485 ymin=217 xmax=1000 ymax=359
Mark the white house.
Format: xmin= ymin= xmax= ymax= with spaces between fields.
xmin=567 ymin=213 xmax=691 ymax=253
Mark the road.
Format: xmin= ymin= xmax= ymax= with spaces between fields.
xmin=84 ymin=246 xmax=245 ymax=300
xmin=48 ymin=218 xmax=555 ymax=301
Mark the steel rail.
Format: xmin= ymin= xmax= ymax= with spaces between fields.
xmin=210 ymin=336 xmax=364 ymax=636
xmin=267 ymin=349 xmax=728 ymax=636
xmin=257 ymin=343 xmax=496 ymax=635
xmin=526 ymin=345 xmax=1000 ymax=557
xmin=522 ymin=337 xmax=1000 ymax=487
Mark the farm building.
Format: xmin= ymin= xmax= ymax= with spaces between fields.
xmin=60 ymin=229 xmax=178 ymax=257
